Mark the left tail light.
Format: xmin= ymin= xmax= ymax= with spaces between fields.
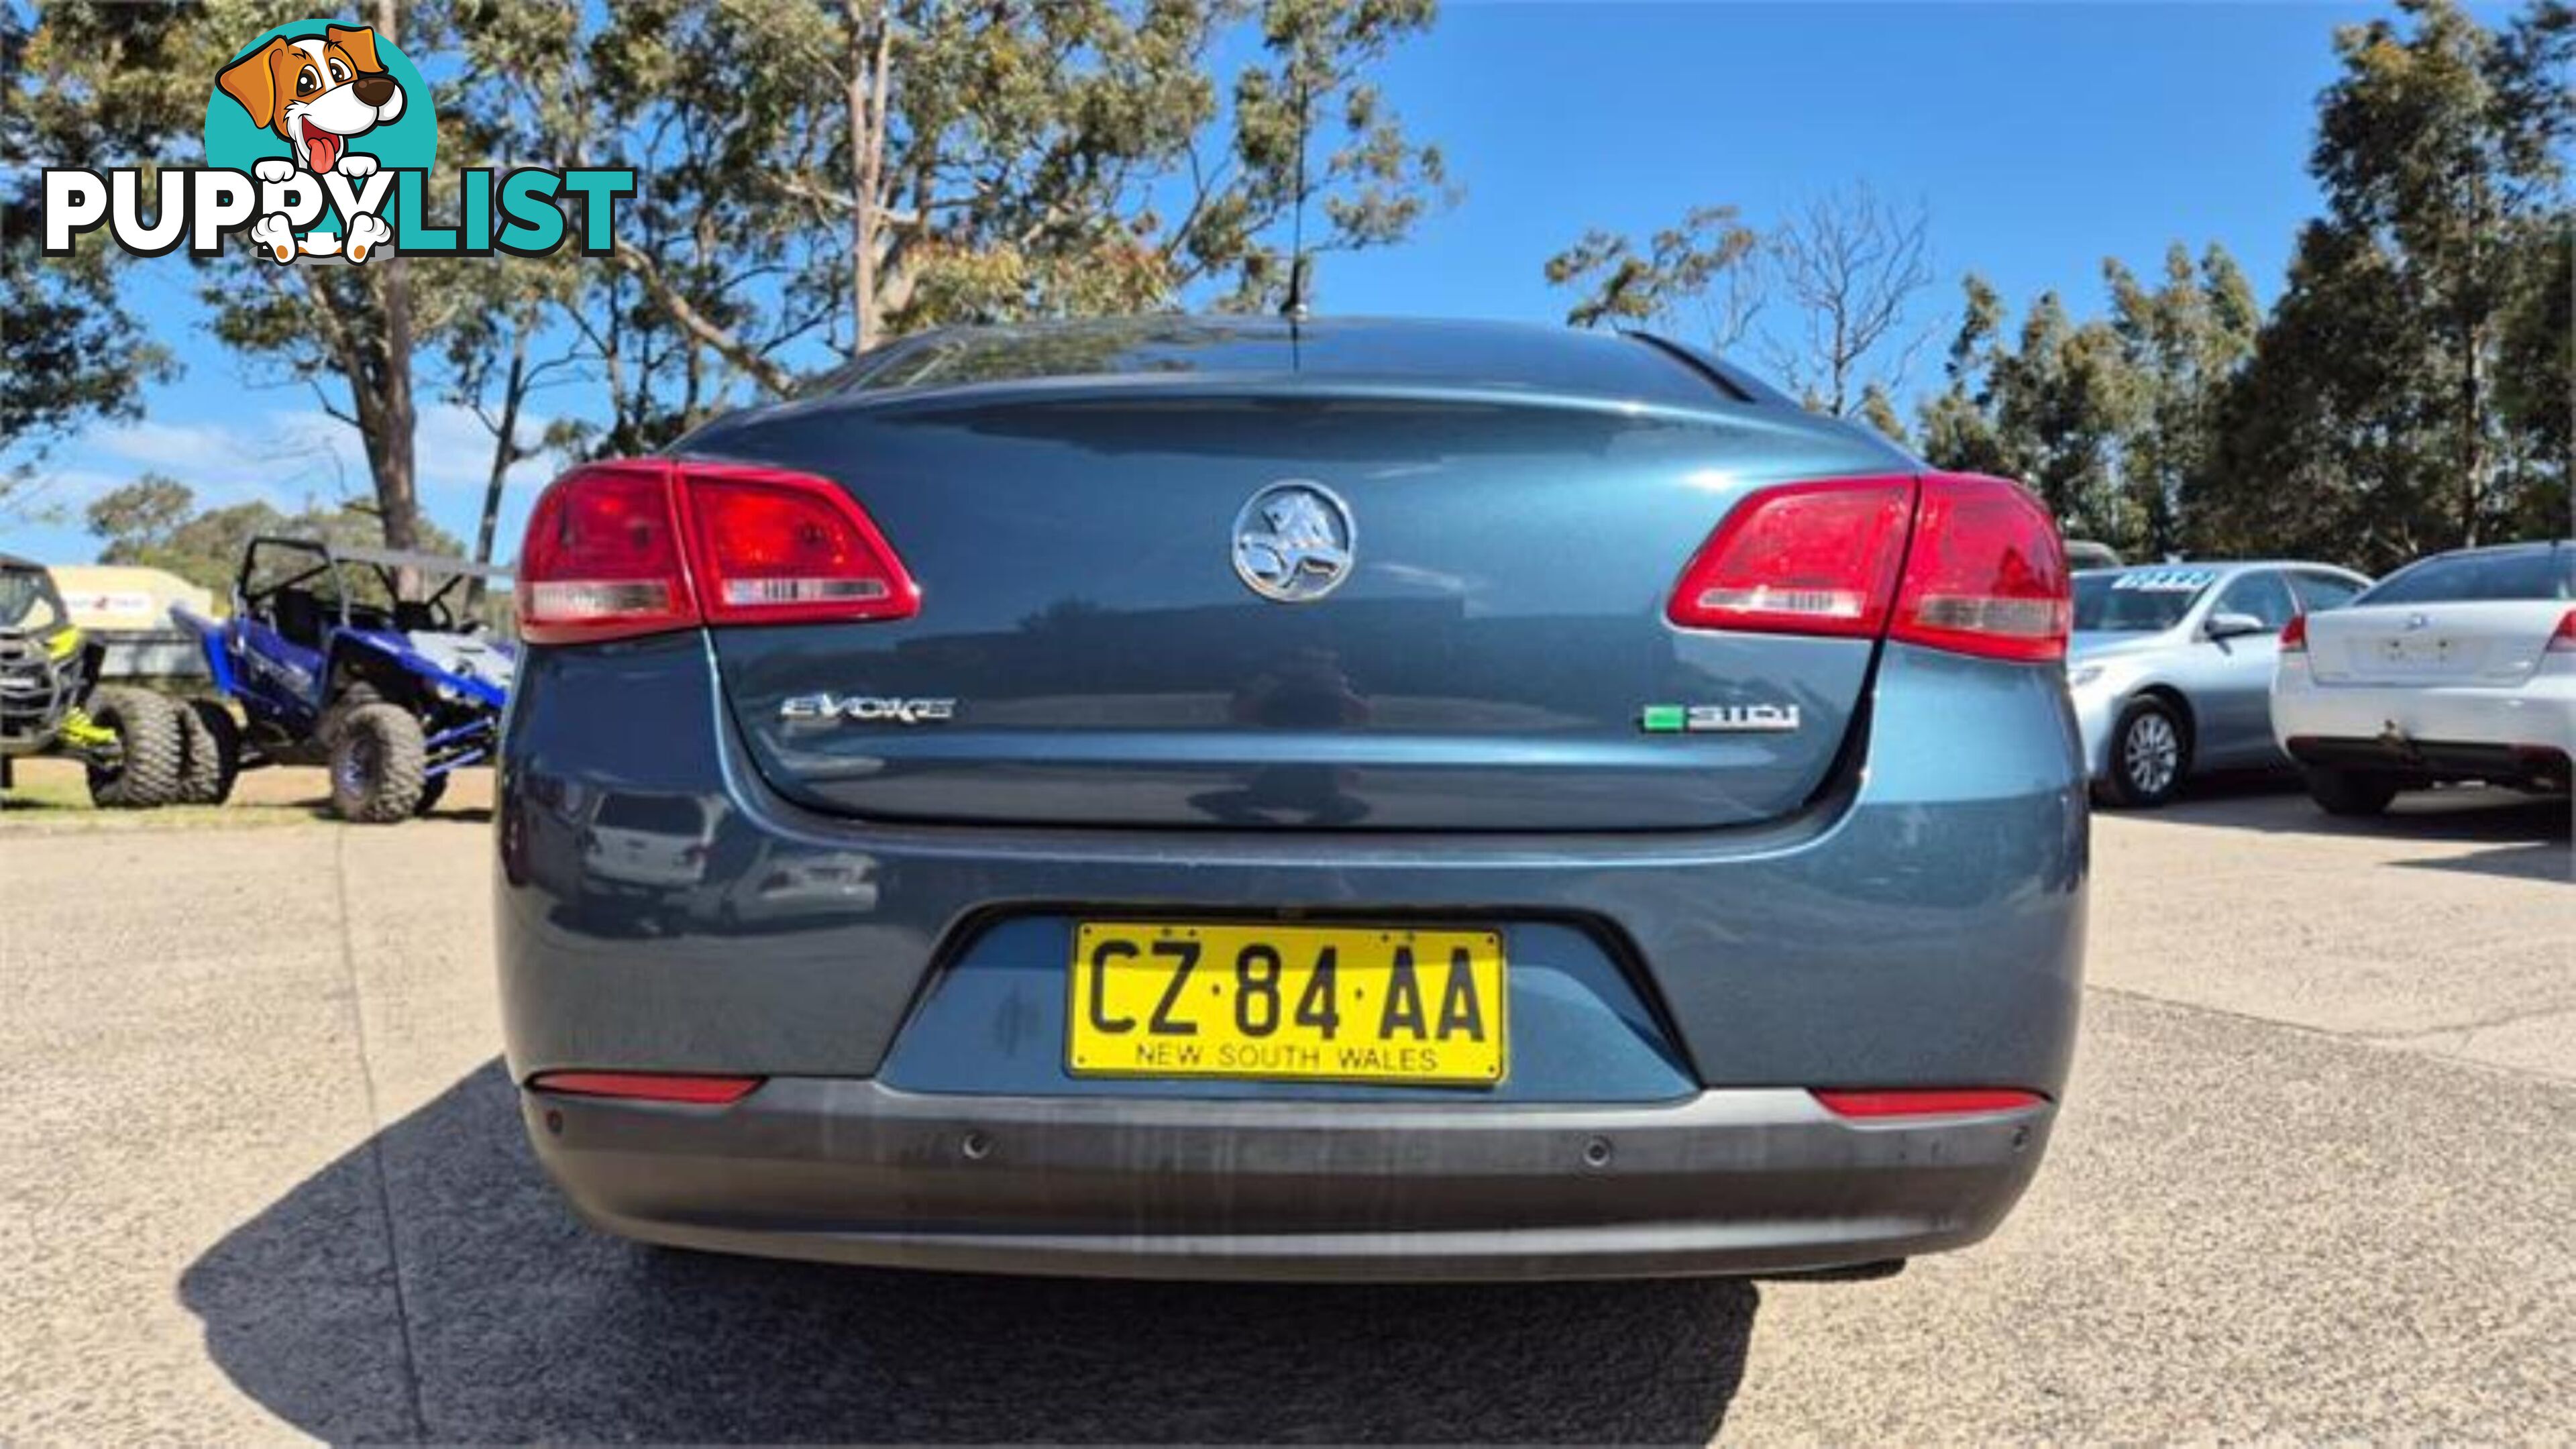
xmin=2279 ymin=613 xmax=2309 ymax=653
xmin=1887 ymin=474 xmax=2072 ymax=663
xmin=517 ymin=459 xmax=919 ymax=644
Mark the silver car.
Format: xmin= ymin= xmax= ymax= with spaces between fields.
xmin=2068 ymin=561 xmax=2372 ymax=806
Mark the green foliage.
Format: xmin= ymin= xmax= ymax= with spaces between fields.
xmin=2103 ymin=244 xmax=2259 ymax=556
xmin=1543 ymin=206 xmax=1759 ymax=336
xmin=1915 ymin=246 xmax=2257 ymax=555
xmin=84 ymin=475 xmax=464 ymax=596
xmin=2194 ymin=0 xmax=2571 ymax=570
xmin=1543 ymin=186 xmax=1931 ymax=421
xmin=0 ymin=3 xmax=195 ymax=458
xmin=14 ymin=0 xmax=1450 ymax=549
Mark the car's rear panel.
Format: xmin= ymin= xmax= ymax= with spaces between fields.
xmin=495 ymin=317 xmax=2088 ymax=1280
xmin=684 ymin=379 xmax=1902 ymax=833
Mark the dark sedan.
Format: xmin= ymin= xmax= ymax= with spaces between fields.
xmin=496 ymin=315 xmax=2085 ymax=1281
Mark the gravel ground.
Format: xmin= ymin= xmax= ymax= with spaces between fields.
xmin=0 ymin=773 xmax=2567 ymax=1443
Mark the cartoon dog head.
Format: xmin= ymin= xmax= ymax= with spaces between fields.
xmin=217 ymin=25 xmax=405 ymax=175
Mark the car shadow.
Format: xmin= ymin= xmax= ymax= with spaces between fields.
xmin=179 ymin=1059 xmax=1760 ymax=1444
xmin=2142 ymin=780 xmax=2570 ymax=847
xmin=2392 ymin=839 xmax=2574 ymax=883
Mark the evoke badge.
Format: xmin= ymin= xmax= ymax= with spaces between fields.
xmin=1233 ymin=480 xmax=1355 ymax=602
xmin=780 ymin=693 xmax=957 ymax=725
xmin=1641 ymin=702 xmax=1802 ymax=734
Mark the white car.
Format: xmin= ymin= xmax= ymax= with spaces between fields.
xmin=2272 ymin=540 xmax=2575 ymax=815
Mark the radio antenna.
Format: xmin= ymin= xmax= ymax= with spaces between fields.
xmin=1281 ymin=70 xmax=1313 ymax=330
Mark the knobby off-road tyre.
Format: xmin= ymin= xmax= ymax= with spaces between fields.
xmin=328 ymin=702 xmax=427 ymax=823
xmin=413 ymin=771 xmax=448 ymax=817
xmin=319 ymin=681 xmax=382 ymax=747
xmin=84 ymin=687 xmax=185 ymax=808
xmin=176 ymin=699 xmax=242 ymax=805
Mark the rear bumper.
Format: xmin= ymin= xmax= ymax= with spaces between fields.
xmin=2273 ymin=663 xmax=2575 ymax=784
xmin=2284 ymin=735 xmax=2571 ymax=788
xmin=527 ymin=1079 xmax=2053 ymax=1281
xmin=498 ymin=635 xmax=2087 ymax=1277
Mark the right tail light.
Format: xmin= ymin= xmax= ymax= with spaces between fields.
xmin=1668 ymin=472 xmax=2071 ymax=662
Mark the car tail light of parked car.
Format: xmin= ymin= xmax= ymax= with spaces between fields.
xmin=518 ymin=461 xmax=920 ymax=643
xmin=1667 ymin=473 xmax=2070 ymax=662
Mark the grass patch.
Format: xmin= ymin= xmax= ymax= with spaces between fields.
xmin=0 ymin=761 xmax=327 ymax=832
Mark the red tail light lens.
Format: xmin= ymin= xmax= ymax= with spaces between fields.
xmin=2548 ymin=609 xmax=2575 ymax=653
xmin=680 ymin=464 xmax=919 ymax=625
xmin=1888 ymin=474 xmax=2071 ymax=663
xmin=2279 ymin=613 xmax=2309 ymax=653
xmin=527 ymin=1071 xmax=763 ymax=1105
xmin=517 ymin=460 xmax=697 ymax=645
xmin=517 ymin=459 xmax=916 ymax=643
xmin=1668 ymin=471 xmax=2070 ymax=663
xmin=1666 ymin=477 xmax=1917 ymax=636
xmin=1814 ymin=1087 xmax=2047 ymax=1118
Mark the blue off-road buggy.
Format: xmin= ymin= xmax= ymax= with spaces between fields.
xmin=174 ymin=537 xmax=515 ymax=821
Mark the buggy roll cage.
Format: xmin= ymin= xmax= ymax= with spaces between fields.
xmin=236 ymin=537 xmax=512 ymax=635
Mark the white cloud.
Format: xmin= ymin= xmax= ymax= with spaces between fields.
xmin=413 ymin=402 xmax=566 ymax=494
xmin=66 ymin=402 xmax=566 ymax=503
xmin=80 ymin=410 xmax=356 ymax=508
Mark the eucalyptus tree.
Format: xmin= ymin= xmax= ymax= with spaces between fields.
xmin=2200 ymin=0 xmax=2573 ymax=564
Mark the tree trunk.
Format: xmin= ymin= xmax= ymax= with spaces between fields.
xmin=468 ymin=331 xmax=529 ymax=611
xmin=368 ymin=0 xmax=421 ymax=552
xmin=2459 ymin=311 xmax=2484 ymax=548
xmin=848 ymin=1 xmax=892 ymax=355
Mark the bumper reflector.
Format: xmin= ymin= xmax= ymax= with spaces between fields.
xmin=527 ymin=1071 xmax=764 ymax=1105
xmin=1813 ymin=1088 xmax=2046 ymax=1118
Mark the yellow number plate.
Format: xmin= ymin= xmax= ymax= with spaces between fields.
xmin=1067 ymin=922 xmax=1507 ymax=1085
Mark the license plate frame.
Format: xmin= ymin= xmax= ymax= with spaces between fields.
xmin=1065 ymin=920 xmax=1509 ymax=1087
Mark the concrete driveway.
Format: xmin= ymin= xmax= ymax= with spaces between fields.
xmin=1 ymin=776 xmax=2567 ymax=1442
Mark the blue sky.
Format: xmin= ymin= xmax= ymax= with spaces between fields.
xmin=9 ymin=1 xmax=2435 ymax=564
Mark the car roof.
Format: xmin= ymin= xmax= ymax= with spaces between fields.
xmin=2408 ymin=538 xmax=2571 ymax=562
xmin=2074 ymin=560 xmax=2364 ymax=578
xmin=813 ymin=313 xmax=1785 ymax=413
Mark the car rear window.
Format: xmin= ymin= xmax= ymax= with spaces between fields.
xmin=2290 ymin=572 xmax=2365 ymax=611
xmin=595 ymin=794 xmax=705 ymax=835
xmin=2359 ymin=547 xmax=2575 ymax=605
xmin=826 ymin=318 xmax=1740 ymax=409
xmin=2074 ymin=568 xmax=2215 ymax=632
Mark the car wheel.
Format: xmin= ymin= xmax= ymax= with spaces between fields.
xmin=2303 ymin=765 xmax=2399 ymax=817
xmin=176 ymin=700 xmax=241 ymax=805
xmin=83 ymin=688 xmax=185 ymax=808
xmin=2101 ymin=696 xmax=2188 ymax=809
xmin=413 ymin=771 xmax=449 ymax=817
xmin=328 ymin=702 xmax=427 ymax=823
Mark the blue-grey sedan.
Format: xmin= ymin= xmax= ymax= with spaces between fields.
xmin=2068 ymin=561 xmax=2372 ymax=807
xmin=496 ymin=315 xmax=2087 ymax=1281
